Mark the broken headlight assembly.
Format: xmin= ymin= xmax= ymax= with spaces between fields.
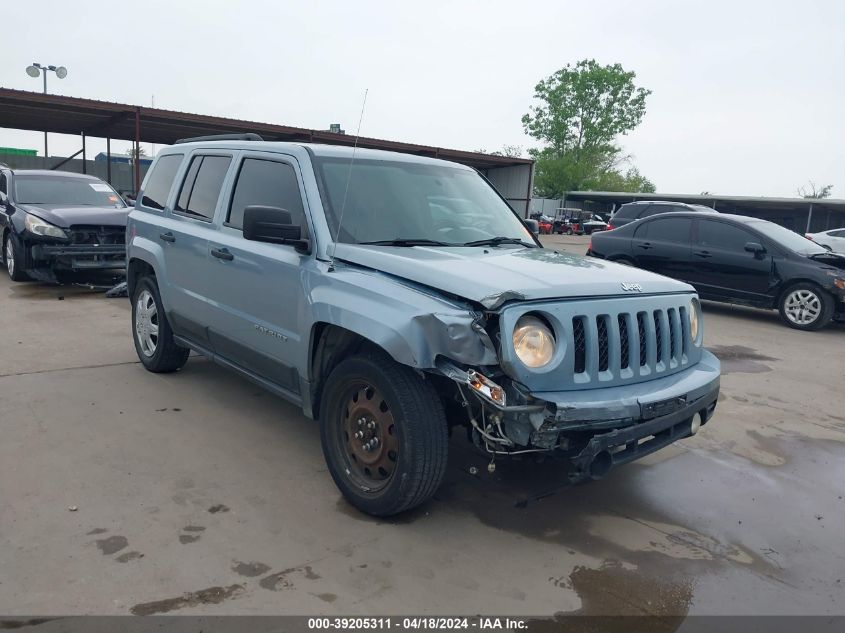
xmin=25 ymin=213 xmax=66 ymax=239
xmin=512 ymin=314 xmax=555 ymax=368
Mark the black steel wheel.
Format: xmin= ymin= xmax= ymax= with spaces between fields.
xmin=319 ymin=352 xmax=448 ymax=516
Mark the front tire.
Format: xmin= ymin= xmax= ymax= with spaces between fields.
xmin=778 ymin=282 xmax=834 ymax=331
xmin=319 ymin=352 xmax=449 ymax=516
xmin=131 ymin=276 xmax=189 ymax=372
xmin=3 ymin=232 xmax=29 ymax=282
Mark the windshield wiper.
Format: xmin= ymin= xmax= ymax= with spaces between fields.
xmin=359 ymin=239 xmax=455 ymax=247
xmin=461 ymin=236 xmax=535 ymax=248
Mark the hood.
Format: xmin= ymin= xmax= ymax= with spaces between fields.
xmin=808 ymin=251 xmax=845 ymax=270
xmin=20 ymin=204 xmax=129 ymax=228
xmin=333 ymin=244 xmax=692 ymax=309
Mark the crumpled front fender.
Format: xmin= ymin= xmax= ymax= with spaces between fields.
xmin=307 ymin=264 xmax=498 ymax=369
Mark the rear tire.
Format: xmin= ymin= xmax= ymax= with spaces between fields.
xmin=778 ymin=282 xmax=834 ymax=331
xmin=131 ymin=276 xmax=190 ymax=372
xmin=610 ymin=256 xmax=636 ymax=267
xmin=319 ymin=352 xmax=449 ymax=516
xmin=3 ymin=232 xmax=29 ymax=282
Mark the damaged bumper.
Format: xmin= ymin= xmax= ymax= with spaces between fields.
xmin=441 ymin=350 xmax=720 ymax=477
xmin=28 ymin=244 xmax=126 ymax=270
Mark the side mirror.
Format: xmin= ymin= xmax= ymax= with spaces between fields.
xmin=744 ymin=241 xmax=765 ymax=255
xmin=822 ymin=243 xmax=833 ymax=252
xmin=243 ymin=205 xmax=310 ymax=253
xmin=524 ymin=218 xmax=539 ymax=236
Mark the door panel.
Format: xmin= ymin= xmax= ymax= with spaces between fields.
xmin=161 ymin=154 xmax=233 ymax=345
xmin=630 ymin=217 xmax=693 ymax=280
xmin=203 ymin=154 xmax=309 ymax=393
xmin=687 ymin=219 xmax=773 ymax=301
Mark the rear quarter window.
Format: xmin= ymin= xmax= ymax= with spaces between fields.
xmin=141 ymin=154 xmax=184 ymax=210
xmin=614 ymin=204 xmax=641 ymax=218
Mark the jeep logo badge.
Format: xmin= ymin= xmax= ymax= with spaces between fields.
xmin=621 ymin=283 xmax=643 ymax=292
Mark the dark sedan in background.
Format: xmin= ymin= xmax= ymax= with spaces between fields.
xmin=588 ymin=212 xmax=845 ymax=331
xmin=0 ymin=168 xmax=129 ymax=282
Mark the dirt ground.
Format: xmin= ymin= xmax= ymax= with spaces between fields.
xmin=1 ymin=236 xmax=844 ymax=616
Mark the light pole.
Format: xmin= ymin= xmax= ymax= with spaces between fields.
xmin=26 ymin=63 xmax=67 ymax=161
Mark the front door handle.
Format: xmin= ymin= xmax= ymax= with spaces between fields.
xmin=159 ymin=231 xmax=175 ymax=243
xmin=637 ymin=242 xmax=652 ymax=250
xmin=693 ymin=250 xmax=712 ymax=258
xmin=210 ymin=247 xmax=234 ymax=261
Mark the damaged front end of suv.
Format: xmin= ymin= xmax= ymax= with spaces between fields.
xmin=329 ymin=243 xmax=721 ymax=484
xmin=433 ymin=292 xmax=720 ymax=481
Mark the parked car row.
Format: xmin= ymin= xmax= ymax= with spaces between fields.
xmin=588 ymin=211 xmax=845 ymax=331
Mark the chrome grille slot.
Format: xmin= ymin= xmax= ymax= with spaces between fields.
xmin=679 ymin=307 xmax=688 ymax=355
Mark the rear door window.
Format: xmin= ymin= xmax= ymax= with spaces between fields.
xmin=698 ymin=220 xmax=755 ymax=251
xmin=140 ymin=153 xmax=183 ymax=210
xmin=614 ymin=204 xmax=640 ymax=218
xmin=640 ymin=205 xmax=671 ymax=218
xmin=175 ymin=155 xmax=232 ymax=221
xmin=643 ymin=217 xmax=692 ymax=242
xmin=227 ymin=158 xmax=304 ymax=230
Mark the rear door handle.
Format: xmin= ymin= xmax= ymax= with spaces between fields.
xmin=693 ymin=250 xmax=712 ymax=258
xmin=210 ymin=247 xmax=234 ymax=261
xmin=637 ymin=242 xmax=652 ymax=250
xmin=159 ymin=232 xmax=175 ymax=243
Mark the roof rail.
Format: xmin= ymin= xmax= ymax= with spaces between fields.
xmin=174 ymin=133 xmax=264 ymax=144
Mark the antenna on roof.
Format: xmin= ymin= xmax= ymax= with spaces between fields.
xmin=328 ymin=88 xmax=368 ymax=272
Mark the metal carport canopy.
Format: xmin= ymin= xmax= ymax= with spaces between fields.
xmin=0 ymin=87 xmax=531 ymax=171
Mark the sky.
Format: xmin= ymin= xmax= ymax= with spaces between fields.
xmin=1 ymin=0 xmax=843 ymax=198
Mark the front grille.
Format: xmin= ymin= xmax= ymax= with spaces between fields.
xmin=566 ymin=302 xmax=690 ymax=383
xmin=68 ymin=225 xmax=126 ymax=246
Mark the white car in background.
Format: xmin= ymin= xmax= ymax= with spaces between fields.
xmin=806 ymin=228 xmax=845 ymax=254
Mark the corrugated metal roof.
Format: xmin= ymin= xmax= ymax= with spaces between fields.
xmin=0 ymin=87 xmax=532 ymax=171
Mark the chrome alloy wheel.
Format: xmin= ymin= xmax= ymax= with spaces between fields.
xmin=135 ymin=289 xmax=160 ymax=357
xmin=783 ymin=289 xmax=822 ymax=326
xmin=5 ymin=236 xmax=14 ymax=277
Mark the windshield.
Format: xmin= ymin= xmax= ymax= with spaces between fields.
xmin=314 ymin=157 xmax=534 ymax=246
xmin=14 ymin=175 xmax=126 ymax=207
xmin=748 ymin=220 xmax=827 ymax=255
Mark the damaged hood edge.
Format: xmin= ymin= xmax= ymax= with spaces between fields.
xmin=333 ymin=243 xmax=693 ymax=309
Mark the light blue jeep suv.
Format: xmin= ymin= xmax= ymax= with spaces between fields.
xmin=126 ymin=135 xmax=720 ymax=516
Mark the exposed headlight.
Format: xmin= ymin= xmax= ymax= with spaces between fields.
xmin=513 ymin=315 xmax=555 ymax=368
xmin=689 ymin=299 xmax=701 ymax=344
xmin=25 ymin=213 xmax=66 ymax=239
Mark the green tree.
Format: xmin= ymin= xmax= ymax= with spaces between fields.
xmin=523 ymin=60 xmax=654 ymax=196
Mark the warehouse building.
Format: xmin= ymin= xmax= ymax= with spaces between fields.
xmin=533 ymin=191 xmax=845 ymax=234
